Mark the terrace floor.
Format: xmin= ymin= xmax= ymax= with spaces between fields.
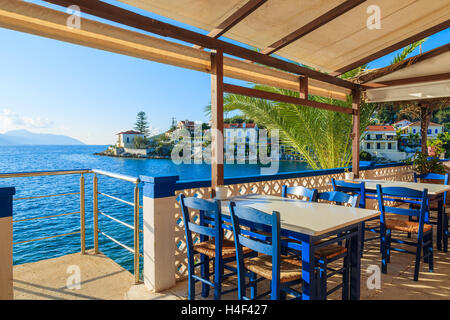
xmin=13 ymin=227 xmax=450 ymax=300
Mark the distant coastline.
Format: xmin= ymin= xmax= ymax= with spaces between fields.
xmin=0 ymin=130 xmax=84 ymax=146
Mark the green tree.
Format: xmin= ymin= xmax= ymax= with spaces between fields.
xmin=376 ymin=105 xmax=397 ymax=124
xmin=133 ymin=135 xmax=149 ymax=149
xmin=204 ymin=41 xmax=428 ymax=170
xmin=134 ymin=111 xmax=150 ymax=137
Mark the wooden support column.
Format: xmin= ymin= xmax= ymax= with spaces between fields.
xmin=352 ymin=89 xmax=361 ymax=178
xmin=211 ymin=50 xmax=224 ymax=195
xmin=299 ymin=76 xmax=308 ymax=99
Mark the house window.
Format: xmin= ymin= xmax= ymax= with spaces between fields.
xmin=435 ymin=129 xmax=438 ymax=134
xmin=427 ymin=129 xmax=431 ymax=134
xmin=377 ymin=143 xmax=380 ymax=149
xmin=376 ymin=134 xmax=382 ymax=140
xmin=126 ymin=137 xmax=130 ymax=143
xmin=413 ymin=129 xmax=416 ymax=134
xmin=388 ymin=143 xmax=392 ymax=150
xmin=366 ymin=134 xmax=371 ymax=140
xmin=366 ymin=143 xmax=370 ymax=149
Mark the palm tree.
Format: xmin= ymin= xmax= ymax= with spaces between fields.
xmin=205 ymin=41 xmax=427 ymax=170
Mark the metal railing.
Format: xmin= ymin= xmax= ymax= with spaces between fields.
xmin=92 ymin=169 xmax=142 ymax=284
xmin=0 ymin=169 xmax=142 ymax=284
xmin=0 ymin=170 xmax=89 ymax=253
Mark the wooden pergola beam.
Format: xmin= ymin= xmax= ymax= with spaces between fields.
xmin=223 ymin=83 xmax=354 ymax=115
xmin=195 ymin=0 xmax=267 ymax=48
xmin=261 ymin=0 xmax=366 ymax=55
xmin=43 ymin=0 xmax=358 ymax=90
xmin=0 ymin=0 xmax=350 ymax=101
xmin=334 ymin=19 xmax=450 ymax=75
xmin=363 ymin=73 xmax=450 ymax=88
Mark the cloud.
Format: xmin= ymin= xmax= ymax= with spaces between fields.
xmin=0 ymin=109 xmax=54 ymax=133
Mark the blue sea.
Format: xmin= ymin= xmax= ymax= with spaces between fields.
xmin=0 ymin=145 xmax=309 ymax=273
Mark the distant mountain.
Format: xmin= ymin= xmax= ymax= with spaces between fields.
xmin=0 ymin=130 xmax=85 ymax=145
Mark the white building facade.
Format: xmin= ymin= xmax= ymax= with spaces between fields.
xmin=116 ymin=130 xmax=145 ymax=148
xmin=361 ymin=125 xmax=406 ymax=161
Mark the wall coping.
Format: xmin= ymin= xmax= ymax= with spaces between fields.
xmin=139 ymin=160 xmax=450 ymax=198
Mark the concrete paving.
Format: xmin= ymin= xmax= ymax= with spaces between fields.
xmin=13 ymin=250 xmax=136 ymax=300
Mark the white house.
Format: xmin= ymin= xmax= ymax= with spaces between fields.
xmin=176 ymin=120 xmax=196 ymax=134
xmin=361 ymin=125 xmax=406 ymax=161
xmin=399 ymin=121 xmax=444 ymax=138
xmin=224 ymin=123 xmax=258 ymax=162
xmin=116 ymin=130 xmax=144 ymax=148
xmin=392 ymin=119 xmax=411 ymax=129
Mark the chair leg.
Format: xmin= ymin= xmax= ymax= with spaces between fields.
xmin=342 ymin=246 xmax=350 ymax=300
xmin=380 ymin=228 xmax=388 ymax=274
xmin=360 ymin=221 xmax=365 ymax=257
xmin=414 ymin=237 xmax=423 ymax=281
xmin=407 ymin=216 xmax=411 ymax=238
xmin=444 ymin=214 xmax=448 ymax=253
xmin=249 ymin=272 xmax=257 ymax=299
xmin=427 ymin=232 xmax=434 ymax=272
xmin=214 ymin=256 xmax=223 ymax=300
xmin=271 ymin=280 xmax=280 ymax=300
xmin=319 ymin=260 xmax=328 ymax=300
xmin=201 ymin=255 xmax=210 ymax=298
xmin=386 ymin=229 xmax=391 ymax=263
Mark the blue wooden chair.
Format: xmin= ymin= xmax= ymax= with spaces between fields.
xmin=228 ymin=202 xmax=303 ymax=300
xmin=314 ymin=190 xmax=360 ymax=299
xmin=177 ymin=194 xmax=253 ymax=300
xmin=281 ymin=185 xmax=318 ymax=202
xmin=376 ymin=185 xmax=433 ymax=281
xmin=412 ymin=173 xmax=449 ymax=222
xmin=317 ymin=190 xmax=360 ymax=207
xmin=331 ymin=178 xmax=378 ymax=256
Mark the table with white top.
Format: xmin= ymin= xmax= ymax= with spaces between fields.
xmin=220 ymin=194 xmax=380 ymax=300
xmin=350 ymin=179 xmax=450 ymax=251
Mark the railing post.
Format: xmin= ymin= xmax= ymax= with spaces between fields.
xmin=93 ymin=174 xmax=99 ymax=254
xmin=80 ymin=174 xmax=85 ymax=254
xmin=0 ymin=186 xmax=15 ymax=300
xmin=140 ymin=175 xmax=179 ymax=292
xmin=133 ymin=182 xmax=140 ymax=284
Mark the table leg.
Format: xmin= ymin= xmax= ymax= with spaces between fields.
xmin=437 ymin=196 xmax=443 ymax=252
xmin=301 ymin=239 xmax=316 ymax=300
xmin=350 ymin=223 xmax=361 ymax=300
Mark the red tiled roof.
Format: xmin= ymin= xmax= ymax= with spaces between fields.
xmin=117 ymin=130 xmax=143 ymax=135
xmin=224 ymin=123 xmax=256 ymax=128
xmin=366 ymin=125 xmax=395 ymax=132
xmin=406 ymin=121 xmax=442 ymax=127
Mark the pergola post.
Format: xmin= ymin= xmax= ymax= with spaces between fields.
xmin=210 ymin=49 xmax=224 ymax=195
xmin=352 ymin=89 xmax=361 ymax=178
xmin=299 ymin=76 xmax=308 ymax=99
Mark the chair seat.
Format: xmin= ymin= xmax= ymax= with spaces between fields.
xmin=244 ymin=254 xmax=302 ymax=283
xmin=385 ymin=218 xmax=432 ymax=233
xmin=193 ymin=239 xmax=251 ymax=259
xmin=261 ymin=232 xmax=347 ymax=260
xmin=315 ymin=244 xmax=347 ymax=260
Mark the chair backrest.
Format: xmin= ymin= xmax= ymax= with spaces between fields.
xmin=228 ymin=202 xmax=281 ymax=281
xmin=281 ymin=185 xmax=318 ymax=202
xmin=376 ymin=185 xmax=428 ymax=233
xmin=317 ymin=191 xmax=360 ymax=208
xmin=414 ymin=172 xmax=449 ymax=203
xmin=331 ymin=178 xmax=366 ymax=208
xmin=177 ymin=194 xmax=223 ymax=260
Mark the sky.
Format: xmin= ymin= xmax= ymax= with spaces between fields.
xmin=0 ymin=1 xmax=448 ymax=145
